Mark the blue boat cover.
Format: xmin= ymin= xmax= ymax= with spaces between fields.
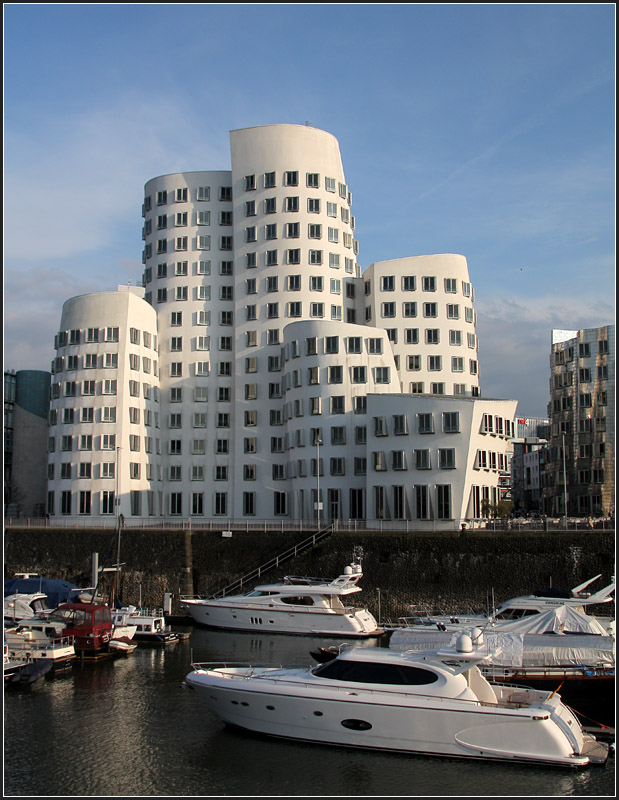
xmin=4 ymin=578 xmax=85 ymax=608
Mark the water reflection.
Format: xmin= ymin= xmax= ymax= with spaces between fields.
xmin=4 ymin=629 xmax=615 ymax=797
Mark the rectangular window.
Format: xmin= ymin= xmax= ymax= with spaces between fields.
xmin=439 ymin=449 xmax=456 ymax=469
xmin=437 ymin=485 xmax=451 ymax=519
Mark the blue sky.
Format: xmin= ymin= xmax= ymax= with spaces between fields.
xmin=4 ymin=3 xmax=615 ymax=418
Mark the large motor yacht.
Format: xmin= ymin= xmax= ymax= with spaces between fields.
xmin=181 ymin=561 xmax=382 ymax=638
xmin=184 ymin=632 xmax=609 ymax=768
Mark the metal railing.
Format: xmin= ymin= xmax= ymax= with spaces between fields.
xmin=183 ymin=525 xmax=335 ymax=600
xmin=4 ymin=516 xmax=614 ymax=533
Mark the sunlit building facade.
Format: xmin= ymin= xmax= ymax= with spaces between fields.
xmin=47 ymin=124 xmax=515 ymax=528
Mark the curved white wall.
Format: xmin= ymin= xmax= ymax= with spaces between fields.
xmin=229 ymin=125 xmax=361 ymax=519
xmin=363 ymin=255 xmax=479 ymax=397
xmin=142 ymin=170 xmax=235 ymax=518
xmin=48 ymin=287 xmax=160 ymax=519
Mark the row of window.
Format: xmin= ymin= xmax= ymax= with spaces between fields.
xmin=375 ymin=302 xmax=474 ymax=320
xmin=47 ymin=488 xmax=280 ymax=517
xmin=143 ymin=186 xmax=229 ymax=213
xmin=145 ymin=260 xmax=230 ymax=280
xmin=242 ymin=171 xmax=350 ymax=202
xmin=371 ymin=448 xmax=460 ymax=471
xmin=50 ymin=379 xmax=162 ymax=399
xmin=55 ymin=327 xmax=155 ymax=349
xmin=552 ymin=366 xmax=610 ymax=388
xmin=553 ymin=339 xmax=610 ymax=363
xmin=243 ymin=222 xmax=354 ymax=242
xmin=244 ymin=197 xmax=352 ymax=221
xmin=368 ymin=276 xmax=473 ymax=296
xmin=143 ymin=200 xmax=355 ymax=239
xmin=144 ymin=236 xmax=360 ymax=261
xmin=52 ymin=353 xmax=159 ymax=375
xmin=143 ymin=235 xmax=230 ymax=258
xmin=48 ymin=484 xmax=464 ymax=519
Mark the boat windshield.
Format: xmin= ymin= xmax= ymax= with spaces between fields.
xmin=312 ymin=659 xmax=439 ymax=686
xmin=245 ymin=591 xmax=277 ymax=597
xmin=31 ymin=598 xmax=52 ymax=613
xmin=48 ymin=608 xmax=93 ymax=626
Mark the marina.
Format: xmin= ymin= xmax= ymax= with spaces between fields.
xmin=3 ymin=625 xmax=615 ymax=797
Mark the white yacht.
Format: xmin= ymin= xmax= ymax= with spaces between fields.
xmin=391 ymin=574 xmax=615 ymax=633
xmin=181 ymin=562 xmax=382 ymax=638
xmin=184 ymin=633 xmax=609 ymax=768
xmin=492 ymin=575 xmax=615 ymax=621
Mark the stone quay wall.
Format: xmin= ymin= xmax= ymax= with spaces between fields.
xmin=3 ymin=527 xmax=614 ymax=621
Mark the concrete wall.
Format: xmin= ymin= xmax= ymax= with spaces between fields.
xmin=3 ymin=528 xmax=614 ymax=620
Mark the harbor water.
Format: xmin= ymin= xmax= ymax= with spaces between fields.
xmin=4 ymin=627 xmax=615 ymax=797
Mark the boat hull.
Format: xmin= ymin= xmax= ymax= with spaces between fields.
xmin=182 ymin=601 xmax=381 ymax=638
xmin=185 ymin=668 xmax=600 ymax=768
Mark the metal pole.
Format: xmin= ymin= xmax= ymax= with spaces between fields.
xmin=316 ymin=437 xmax=322 ymax=528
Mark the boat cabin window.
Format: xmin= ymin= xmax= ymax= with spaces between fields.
xmin=95 ymin=609 xmax=111 ymax=625
xmin=494 ymin=608 xmax=540 ymax=620
xmin=48 ymin=608 xmax=92 ymax=627
xmin=312 ymin=659 xmax=439 ymax=686
xmin=280 ymin=596 xmax=315 ymax=606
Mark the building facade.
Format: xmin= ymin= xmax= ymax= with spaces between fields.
xmin=46 ymin=124 xmax=516 ymax=528
xmin=510 ymin=417 xmax=550 ymax=515
xmin=47 ymin=287 xmax=161 ymax=519
xmin=4 ymin=370 xmax=51 ymax=517
xmin=543 ymin=326 xmax=615 ymax=517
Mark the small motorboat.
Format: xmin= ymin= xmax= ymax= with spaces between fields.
xmin=4 ymin=592 xmax=53 ymax=625
xmin=185 ymin=632 xmax=609 ymax=768
xmin=111 ymin=607 xmax=179 ymax=645
xmin=108 ymin=638 xmax=138 ymax=656
xmin=181 ymin=559 xmax=382 ymax=638
xmin=4 ymin=620 xmax=76 ymax=673
xmin=43 ymin=603 xmax=115 ymax=659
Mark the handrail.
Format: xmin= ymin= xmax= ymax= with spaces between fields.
xmin=184 ymin=524 xmax=336 ymax=600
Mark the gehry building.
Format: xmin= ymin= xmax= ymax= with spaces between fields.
xmin=47 ymin=124 xmax=516 ymax=528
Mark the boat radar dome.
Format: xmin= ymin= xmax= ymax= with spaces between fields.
xmin=344 ymin=566 xmax=353 ymax=575
xmin=470 ymin=627 xmax=484 ymax=646
xmin=456 ymin=634 xmax=473 ymax=653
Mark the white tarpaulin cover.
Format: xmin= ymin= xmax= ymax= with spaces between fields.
xmin=487 ymin=605 xmax=609 ymax=635
xmin=389 ymin=605 xmax=615 ymax=668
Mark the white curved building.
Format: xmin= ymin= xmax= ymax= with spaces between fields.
xmin=363 ymin=255 xmax=479 ymax=397
xmin=47 ymin=287 xmax=161 ymax=519
xmin=47 ymin=124 xmax=515 ymax=528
